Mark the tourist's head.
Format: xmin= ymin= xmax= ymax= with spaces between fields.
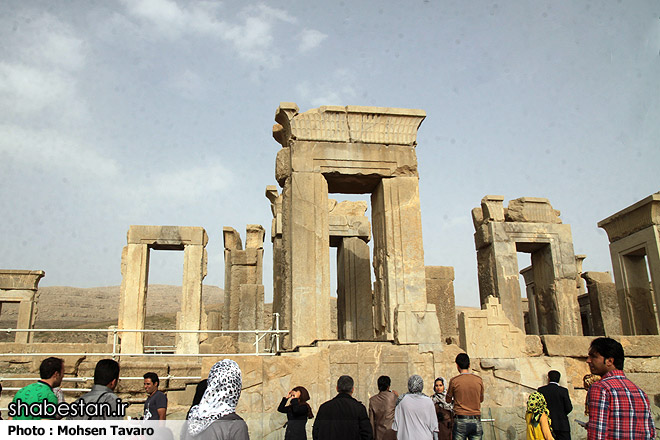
xmin=40 ymin=357 xmax=65 ymax=387
xmin=547 ymin=370 xmax=561 ymax=383
xmin=94 ymin=359 xmax=120 ymax=389
xmin=143 ymin=372 xmax=160 ymax=395
xmin=292 ymin=386 xmax=310 ymax=403
xmin=455 ymin=353 xmax=470 ymax=370
xmin=377 ymin=375 xmax=391 ymax=392
xmin=337 ymin=375 xmax=354 ymax=394
xmin=434 ymin=377 xmax=446 ymax=394
xmin=408 ymin=375 xmax=424 ymax=394
xmin=587 ymin=337 xmax=624 ymax=375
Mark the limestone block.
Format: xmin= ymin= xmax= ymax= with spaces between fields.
xmin=582 ymin=271 xmax=622 ymax=335
xmin=458 ymin=296 xmax=526 ymax=359
xmin=329 ymin=200 xmax=368 ymax=217
xmin=471 ymin=207 xmax=485 ymax=230
xmin=425 ymin=266 xmax=456 ymax=339
xmin=506 ymin=197 xmax=562 ymax=224
xmin=245 ymin=225 xmax=265 ymax=249
xmin=623 ymin=372 xmax=660 ymax=395
xmin=275 ymin=148 xmax=291 ymax=186
xmin=127 ymin=225 xmax=208 ymax=248
xmin=223 ymin=227 xmax=243 ymax=251
xmin=237 ymin=284 xmax=265 ymax=350
xmin=0 ymin=270 xmax=45 ymax=290
xmin=625 ymin=357 xmax=660 ymax=373
xmin=618 ymin=336 xmax=660 ymax=356
xmin=480 ymin=195 xmax=505 ymax=222
xmin=274 ymin=103 xmax=426 ymax=146
xmin=524 ymin=336 xmax=544 ymax=356
xmin=337 ymin=237 xmax=374 ymax=340
xmin=199 ymin=336 xmax=236 ymax=354
xmin=542 ymin=335 xmax=592 ymax=357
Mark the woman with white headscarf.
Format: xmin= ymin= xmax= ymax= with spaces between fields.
xmin=392 ymin=375 xmax=438 ymax=440
xmin=185 ymin=359 xmax=249 ymax=440
xmin=431 ymin=377 xmax=453 ymax=440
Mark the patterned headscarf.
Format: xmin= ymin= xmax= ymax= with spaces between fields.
xmin=187 ymin=359 xmax=242 ymax=436
xmin=526 ymin=392 xmax=551 ymax=428
xmin=431 ymin=377 xmax=453 ymax=411
xmin=396 ymin=374 xmax=425 ymax=406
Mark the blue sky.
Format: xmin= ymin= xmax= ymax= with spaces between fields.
xmin=1 ymin=0 xmax=659 ymax=308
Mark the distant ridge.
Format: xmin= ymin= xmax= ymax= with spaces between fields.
xmin=0 ymin=284 xmax=224 ymax=327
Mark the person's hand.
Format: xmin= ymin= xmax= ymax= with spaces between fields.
xmin=286 ymin=391 xmax=293 ymax=399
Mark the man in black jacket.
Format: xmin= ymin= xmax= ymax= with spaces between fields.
xmin=313 ymin=375 xmax=373 ymax=440
xmin=538 ymin=370 xmax=573 ymax=440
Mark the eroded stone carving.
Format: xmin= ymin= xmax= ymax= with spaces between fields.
xmin=581 ymin=271 xmax=622 ymax=336
xmin=0 ymin=270 xmax=44 ymax=343
xmin=472 ymin=196 xmax=581 ymax=335
xmin=425 ymin=266 xmax=456 ymax=340
xmin=598 ymin=192 xmax=660 ymax=335
xmin=118 ymin=225 xmax=208 ymax=354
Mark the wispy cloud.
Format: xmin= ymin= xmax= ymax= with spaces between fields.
xmin=118 ymin=0 xmax=299 ymax=67
xmin=296 ymin=69 xmax=358 ymax=107
xmin=298 ymin=28 xmax=327 ymax=53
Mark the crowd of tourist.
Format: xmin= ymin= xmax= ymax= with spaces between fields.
xmin=2 ymin=337 xmax=656 ymax=439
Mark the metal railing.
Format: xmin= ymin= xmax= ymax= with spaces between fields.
xmin=0 ymin=313 xmax=288 ymax=359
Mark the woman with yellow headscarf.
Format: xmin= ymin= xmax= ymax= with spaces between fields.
xmin=526 ymin=392 xmax=554 ymax=440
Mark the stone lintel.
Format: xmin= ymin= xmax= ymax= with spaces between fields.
xmin=506 ymin=197 xmax=562 ymax=224
xmin=127 ymin=226 xmax=208 ymax=249
xmin=223 ymin=227 xmax=243 ymax=251
xmin=519 ymin=265 xmax=534 ymax=285
xmin=328 ymin=215 xmax=371 ymax=245
xmin=0 ymin=270 xmax=45 ymax=291
xmin=597 ymin=192 xmax=660 ymax=242
xmin=273 ymin=103 xmax=426 ymax=147
xmin=0 ymin=290 xmax=35 ymax=301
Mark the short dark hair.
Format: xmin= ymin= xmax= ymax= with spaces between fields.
xmin=40 ymin=357 xmax=64 ymax=380
xmin=337 ymin=375 xmax=354 ymax=393
xmin=548 ymin=370 xmax=561 ymax=383
xmin=590 ymin=337 xmax=624 ymax=370
xmin=377 ymin=375 xmax=391 ymax=392
xmin=144 ymin=372 xmax=159 ymax=386
xmin=94 ymin=359 xmax=120 ymax=386
xmin=455 ymin=353 xmax=470 ymax=370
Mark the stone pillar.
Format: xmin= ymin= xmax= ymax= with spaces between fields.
xmin=337 ymin=237 xmax=374 ymax=340
xmin=176 ymin=244 xmax=207 ymax=354
xmin=0 ymin=270 xmax=44 ymax=344
xmin=425 ymin=266 xmax=456 ymax=340
xmin=285 ymin=172 xmax=332 ymax=348
xmin=223 ymin=225 xmax=266 ymax=351
xmin=372 ymin=177 xmax=441 ymax=344
xmin=119 ymin=243 xmax=150 ymax=354
xmin=520 ymin=265 xmax=539 ymax=335
xmin=266 ymin=186 xmax=287 ymax=347
xmin=598 ymin=193 xmax=660 ymax=335
xmin=581 ymin=272 xmax=622 ymax=336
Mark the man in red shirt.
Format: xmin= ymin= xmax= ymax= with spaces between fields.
xmin=586 ymin=337 xmax=655 ymax=439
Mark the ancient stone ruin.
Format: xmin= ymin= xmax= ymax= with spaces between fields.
xmin=1 ymin=104 xmax=658 ymax=437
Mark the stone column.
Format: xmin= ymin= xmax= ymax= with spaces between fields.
xmin=285 ymin=172 xmax=332 ymax=347
xmin=371 ymin=177 xmax=440 ymax=344
xmin=337 ymin=237 xmax=374 ymax=340
xmin=176 ymin=244 xmax=207 ymax=354
xmin=520 ymin=266 xmax=539 ymax=335
xmin=425 ymin=266 xmax=456 ymax=340
xmin=223 ymin=227 xmax=243 ymax=333
xmin=582 ymin=271 xmax=622 ymax=336
xmin=118 ymin=243 xmax=150 ymax=354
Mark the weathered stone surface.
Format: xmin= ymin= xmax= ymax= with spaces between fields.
xmin=618 ymin=336 xmax=660 ymax=356
xmin=458 ymin=296 xmax=526 ymax=358
xmin=506 ymin=197 xmax=562 ymax=224
xmin=625 ymin=357 xmax=660 ymax=373
xmin=473 ymin=197 xmax=581 ymax=335
xmin=0 ymin=270 xmax=45 ymax=290
xmin=542 ymin=335 xmax=593 ymax=357
xmin=127 ymin=225 xmax=208 ymax=248
xmin=582 ymin=271 xmax=622 ymax=335
xmin=598 ymin=193 xmax=660 ymax=336
xmin=119 ymin=225 xmax=208 ymax=354
xmin=337 ymin=237 xmax=373 ymax=340
xmin=273 ymin=103 xmax=426 ymax=147
xmin=524 ymin=335 xmax=543 ymax=356
xmin=425 ymin=266 xmax=456 ymax=339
